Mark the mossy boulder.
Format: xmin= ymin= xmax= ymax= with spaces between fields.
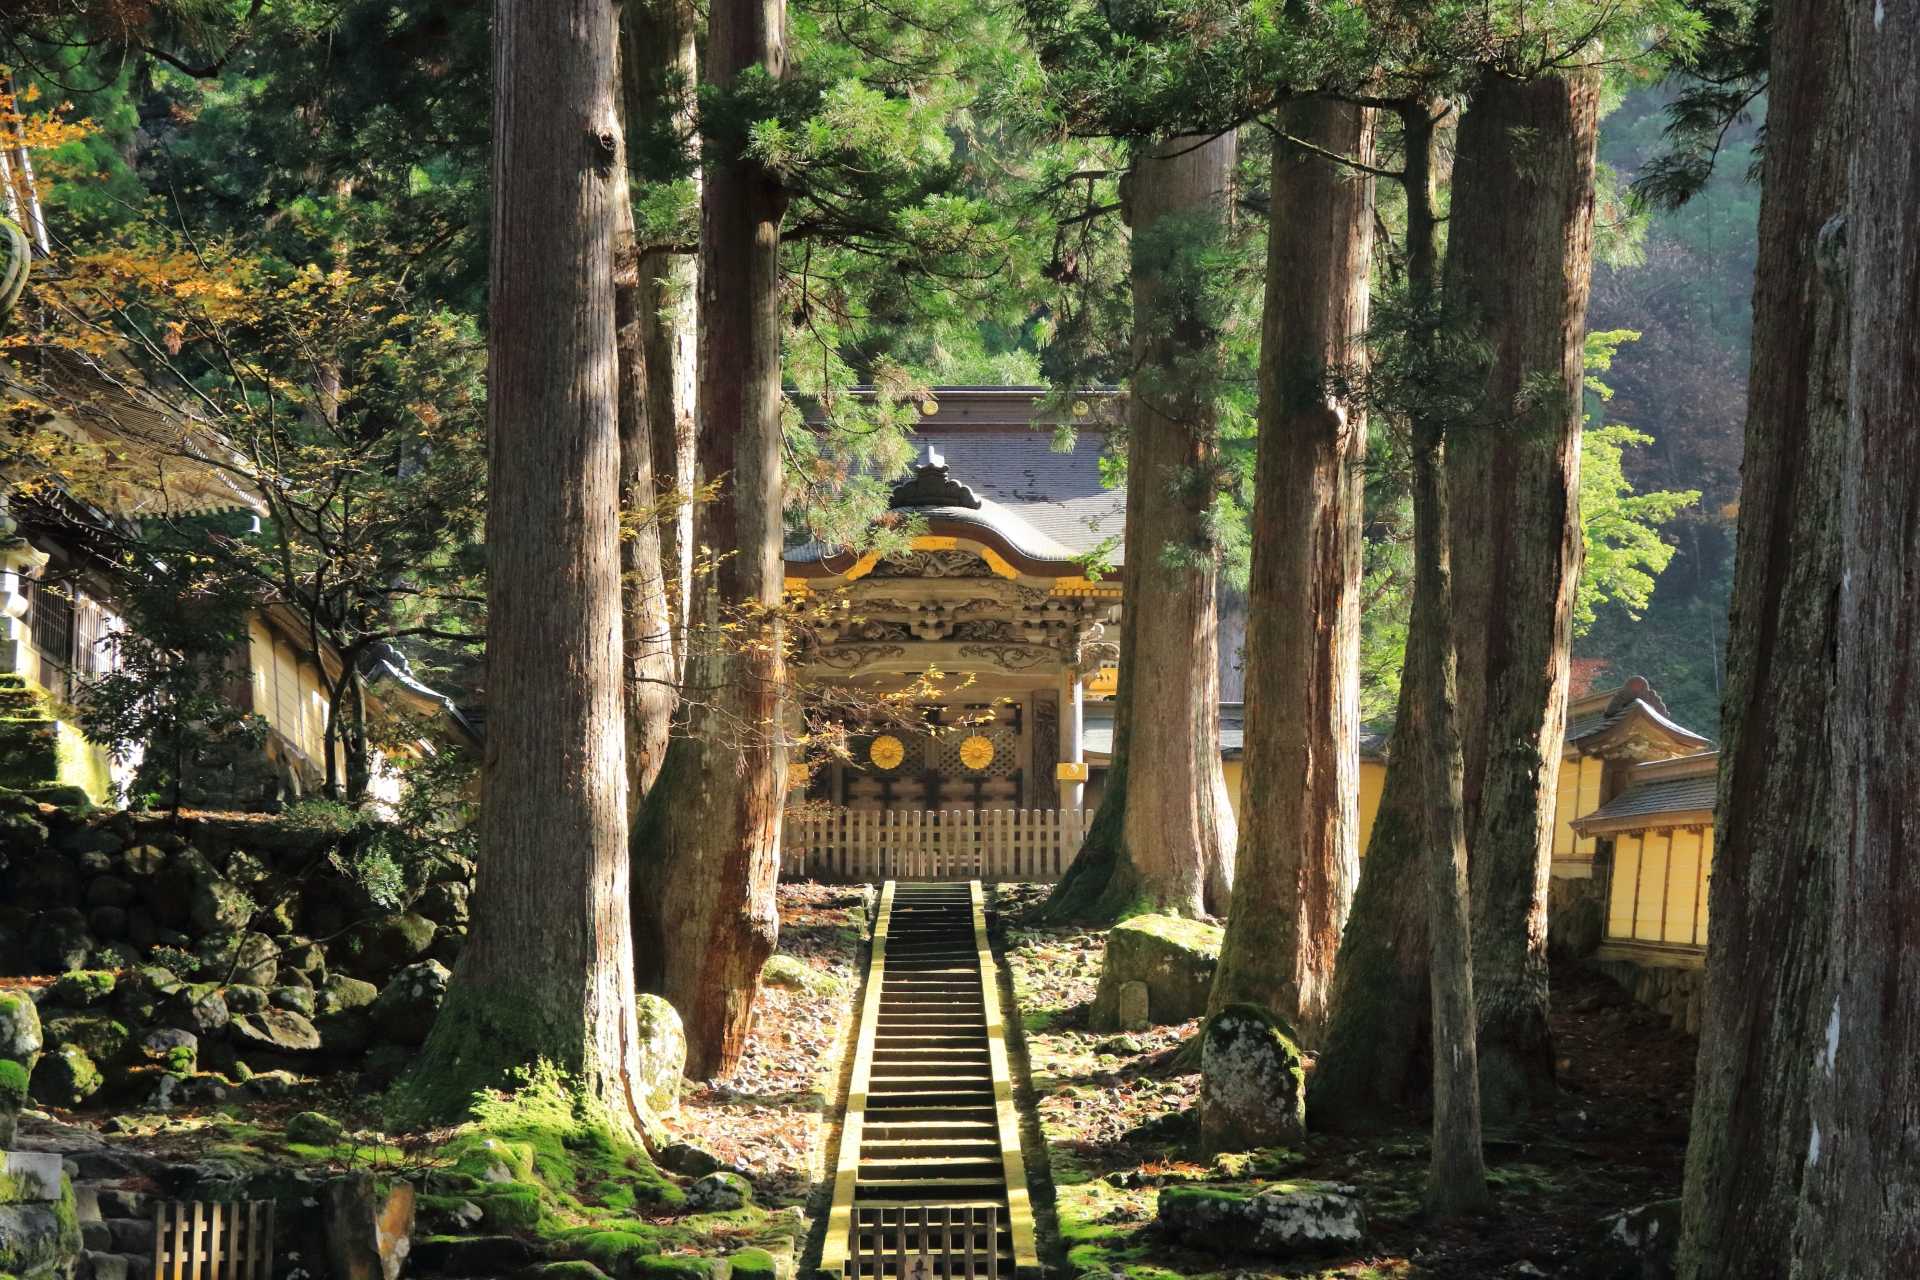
xmin=560 ymin=1230 xmax=661 ymax=1279
xmin=725 ymin=1247 xmax=788 ymax=1280
xmin=7 ymin=855 xmax=80 ymax=913
xmin=53 ymin=970 xmax=115 ymax=1007
xmin=0 ymin=991 xmax=41 ymax=1069
xmin=0 ymin=1175 xmax=82 ymax=1277
xmin=314 ymin=1009 xmax=371 ymax=1054
xmin=1089 ymin=914 xmax=1223 ymax=1031
xmin=632 ymin=1258 xmax=729 ymax=1280
xmin=475 ymin=1185 xmax=543 ymax=1232
xmin=162 ymin=984 xmax=229 ymax=1037
xmin=31 ymin=1043 xmax=101 ymax=1107
xmin=635 ymin=994 xmax=686 ymax=1117
xmin=42 ymin=1014 xmax=128 ymax=1064
xmin=191 ymin=877 xmax=255 ymax=934
xmin=339 ymin=913 xmax=436 ymax=978
xmin=760 ymin=956 xmax=833 ymax=993
xmin=318 ymin=974 xmax=381 ymax=1014
xmin=0 ymin=1060 xmax=27 ymax=1148
xmin=369 ymin=960 xmax=451 ymax=1046
xmin=231 ymin=1009 xmax=322 ymax=1053
xmin=1198 ymin=1004 xmax=1305 ymax=1153
xmin=684 ymin=1173 xmax=752 ymax=1213
xmin=1156 ymin=1183 xmax=1365 ymax=1256
xmin=28 ymin=908 xmax=95 ymax=973
xmin=139 ymin=1028 xmax=197 ymax=1076
xmin=287 ymin=1111 xmax=345 ymax=1147
xmin=1573 ymin=1199 xmax=1680 ymax=1280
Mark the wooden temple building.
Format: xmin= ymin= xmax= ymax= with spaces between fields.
xmin=778 ymin=387 xmax=1721 ymax=1021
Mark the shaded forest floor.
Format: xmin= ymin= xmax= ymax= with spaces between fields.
xmin=990 ymin=884 xmax=1697 ymax=1280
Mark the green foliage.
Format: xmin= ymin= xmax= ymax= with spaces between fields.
xmin=72 ymin=562 xmax=266 ymax=812
xmin=1576 ymin=330 xmax=1701 ymax=633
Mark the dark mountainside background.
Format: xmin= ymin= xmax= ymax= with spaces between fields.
xmin=1579 ymin=86 xmax=1759 ymax=737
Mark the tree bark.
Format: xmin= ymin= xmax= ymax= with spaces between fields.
xmin=394 ymin=0 xmax=642 ymax=1128
xmin=629 ymin=0 xmax=787 ymax=1080
xmin=1790 ymin=0 xmax=1914 ymax=1269
xmin=1396 ymin=101 xmax=1489 ymax=1218
xmin=1044 ymin=133 xmax=1238 ymax=923
xmin=620 ymin=0 xmax=700 ymax=673
xmin=1445 ymin=69 xmax=1599 ymax=1121
xmin=1306 ymin=670 xmax=1432 ymax=1129
xmin=1673 ymin=0 xmax=1849 ymax=1269
xmin=613 ymin=125 xmax=678 ymax=805
xmin=1209 ymin=99 xmax=1373 ymax=1044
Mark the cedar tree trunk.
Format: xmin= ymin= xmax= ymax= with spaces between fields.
xmin=629 ymin=0 xmax=788 ymax=1080
xmin=393 ymin=0 xmax=642 ymax=1127
xmin=1407 ymin=101 xmax=1489 ymax=1216
xmin=620 ymin=0 xmax=700 ymax=671
xmin=1674 ymin=0 xmax=1849 ymax=1270
xmin=1045 ymin=133 xmax=1238 ymax=923
xmin=613 ymin=137 xmax=678 ymax=803
xmin=1210 ymin=99 xmax=1373 ymax=1043
xmin=1445 ymin=69 xmax=1599 ymax=1120
xmin=1790 ymin=0 xmax=1913 ymax=1269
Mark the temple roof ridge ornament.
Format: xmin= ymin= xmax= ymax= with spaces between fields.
xmin=890 ymin=446 xmax=983 ymax=510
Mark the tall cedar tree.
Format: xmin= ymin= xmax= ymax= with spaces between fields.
xmin=1674 ymin=0 xmax=1848 ymax=1269
xmin=620 ymin=0 xmax=701 ymax=673
xmin=629 ymin=0 xmax=789 ymax=1078
xmin=1208 ymin=99 xmax=1373 ymax=1041
xmin=393 ymin=0 xmax=645 ymax=1125
xmin=1395 ymin=100 xmax=1490 ymax=1216
xmin=1047 ymin=133 xmax=1239 ymax=922
xmin=1792 ymin=0 xmax=1917 ymax=1266
xmin=612 ymin=137 xmax=679 ymax=803
xmin=1446 ymin=68 xmax=1600 ymax=1120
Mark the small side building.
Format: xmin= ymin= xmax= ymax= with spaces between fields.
xmin=1571 ymin=749 xmax=1718 ymax=1031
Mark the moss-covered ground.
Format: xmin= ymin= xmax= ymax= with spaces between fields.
xmin=13 ymin=885 xmax=869 ymax=1280
xmin=992 ymin=886 xmax=1697 ymax=1279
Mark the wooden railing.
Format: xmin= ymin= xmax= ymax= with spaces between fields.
xmin=781 ymin=808 xmax=1087 ymax=883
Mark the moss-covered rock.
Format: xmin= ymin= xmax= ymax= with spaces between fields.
xmin=0 ymin=1060 xmax=27 ymax=1148
xmin=760 ymin=956 xmax=834 ymax=993
xmin=53 ymin=969 xmax=114 ymax=1007
xmin=1575 ymin=1199 xmax=1680 ymax=1280
xmin=369 ymin=960 xmax=450 ymax=1046
xmin=162 ymin=983 xmax=229 ymax=1037
xmin=318 ymin=974 xmax=380 ymax=1014
xmin=192 ymin=876 xmax=256 ymax=934
xmin=286 ymin=1111 xmax=345 ymax=1145
xmin=1198 ymin=1004 xmax=1305 ymax=1153
xmin=1089 ymin=915 xmax=1222 ymax=1031
xmin=338 ymin=913 xmax=436 ymax=978
xmin=231 ymin=1009 xmax=321 ymax=1053
xmin=635 ymin=995 xmax=685 ymax=1117
xmin=0 ymin=991 xmax=41 ymax=1070
xmin=42 ymin=1014 xmax=128 ymax=1064
xmin=1156 ymin=1183 xmax=1365 ymax=1256
xmin=138 ymin=1028 xmax=197 ymax=1076
xmin=632 ymin=1257 xmax=729 ymax=1280
xmin=725 ymin=1247 xmax=788 ymax=1280
xmin=476 ymin=1185 xmax=543 ymax=1231
xmin=0 ymin=1174 xmax=82 ymax=1277
xmin=31 ymin=1043 xmax=101 ymax=1107
xmin=684 ymin=1173 xmax=752 ymax=1213
xmin=28 ymin=908 xmax=94 ymax=973
xmin=558 ymin=1230 xmax=661 ymax=1280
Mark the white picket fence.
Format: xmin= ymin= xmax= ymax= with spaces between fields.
xmin=780 ymin=807 xmax=1087 ymax=883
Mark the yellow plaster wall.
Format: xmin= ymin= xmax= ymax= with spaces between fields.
xmin=1607 ymin=825 xmax=1714 ymax=947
